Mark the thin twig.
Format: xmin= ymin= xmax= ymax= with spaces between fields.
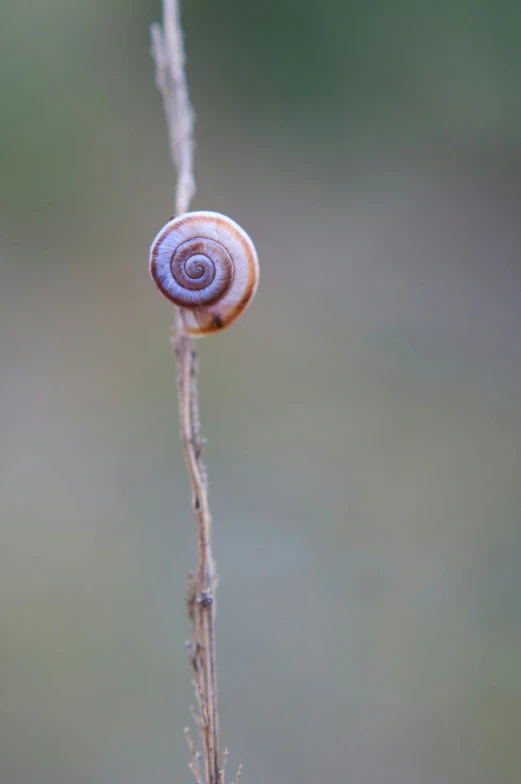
xmin=150 ymin=2 xmax=221 ymax=783
xmin=150 ymin=0 xmax=195 ymax=215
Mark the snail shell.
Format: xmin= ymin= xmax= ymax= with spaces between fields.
xmin=149 ymin=211 xmax=259 ymax=336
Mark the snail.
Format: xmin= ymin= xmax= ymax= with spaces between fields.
xmin=149 ymin=211 xmax=259 ymax=336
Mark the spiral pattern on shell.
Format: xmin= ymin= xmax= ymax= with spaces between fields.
xmin=149 ymin=211 xmax=259 ymax=336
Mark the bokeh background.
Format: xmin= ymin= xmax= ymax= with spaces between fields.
xmin=2 ymin=1 xmax=521 ymax=782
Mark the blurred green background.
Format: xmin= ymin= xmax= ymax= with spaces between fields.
xmin=1 ymin=1 xmax=521 ymax=782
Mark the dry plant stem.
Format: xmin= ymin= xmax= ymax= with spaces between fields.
xmin=151 ymin=2 xmax=220 ymax=782
xmin=176 ymin=316 xmax=220 ymax=784
xmin=150 ymin=0 xmax=195 ymax=214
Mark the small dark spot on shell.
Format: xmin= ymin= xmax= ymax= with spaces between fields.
xmin=211 ymin=313 xmax=224 ymax=329
xmin=197 ymin=590 xmax=213 ymax=608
